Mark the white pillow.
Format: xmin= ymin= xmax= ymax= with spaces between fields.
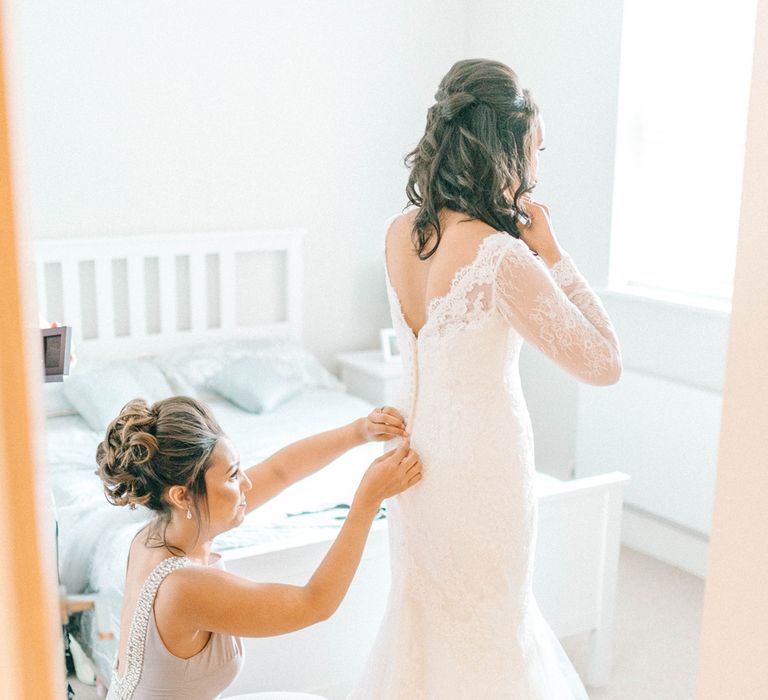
xmin=42 ymin=382 xmax=78 ymax=418
xmin=209 ymin=356 xmax=305 ymax=413
xmin=155 ymin=338 xmax=345 ymax=399
xmin=42 ymin=356 xmax=167 ymax=419
xmin=62 ymin=359 xmax=175 ymax=433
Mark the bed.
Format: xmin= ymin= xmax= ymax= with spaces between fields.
xmin=35 ymin=229 xmax=629 ymax=698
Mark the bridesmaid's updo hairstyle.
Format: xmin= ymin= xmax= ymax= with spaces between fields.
xmin=95 ymin=396 xmax=224 ymax=554
xmin=405 ymin=58 xmax=541 ymax=259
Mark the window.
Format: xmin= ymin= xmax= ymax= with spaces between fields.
xmin=610 ymin=0 xmax=758 ymax=301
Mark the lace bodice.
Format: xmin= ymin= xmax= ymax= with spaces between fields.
xmin=383 ymin=215 xmax=622 ymax=425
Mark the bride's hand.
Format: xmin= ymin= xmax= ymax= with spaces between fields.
xmin=357 ymin=406 xmax=409 ymax=442
xmin=517 ymin=196 xmax=564 ymax=266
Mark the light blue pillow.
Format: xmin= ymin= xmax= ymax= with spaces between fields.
xmin=209 ymin=356 xmax=304 ymax=413
xmin=154 ymin=338 xmax=345 ymax=399
xmin=62 ymin=360 xmax=175 ymax=433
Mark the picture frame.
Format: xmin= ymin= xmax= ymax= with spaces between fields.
xmin=41 ymin=326 xmax=72 ymax=383
xmin=380 ymin=327 xmax=400 ymax=362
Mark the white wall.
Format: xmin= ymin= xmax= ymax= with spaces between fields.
xmin=4 ymin=0 xmax=470 ymax=367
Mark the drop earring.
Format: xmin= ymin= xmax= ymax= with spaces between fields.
xmin=186 ymin=508 xmax=192 ymax=520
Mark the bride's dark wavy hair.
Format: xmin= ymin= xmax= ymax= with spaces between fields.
xmin=404 ymin=58 xmax=541 ymax=259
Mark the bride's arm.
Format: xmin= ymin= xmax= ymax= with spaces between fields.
xmin=493 ymin=238 xmax=622 ymax=386
xmin=242 ymin=407 xmax=407 ymax=514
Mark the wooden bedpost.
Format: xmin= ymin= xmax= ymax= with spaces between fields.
xmin=0 ymin=3 xmax=66 ymax=697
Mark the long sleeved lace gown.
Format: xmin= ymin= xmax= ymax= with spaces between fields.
xmin=347 ymin=214 xmax=622 ymax=699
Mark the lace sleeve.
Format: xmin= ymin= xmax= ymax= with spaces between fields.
xmin=493 ymin=240 xmax=622 ymax=386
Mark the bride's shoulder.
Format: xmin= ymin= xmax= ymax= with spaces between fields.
xmin=384 ymin=207 xmax=418 ymax=233
xmin=488 ymin=233 xmax=543 ymax=275
xmin=495 ymin=232 xmax=535 ymax=257
xmin=384 ymin=208 xmax=418 ymax=250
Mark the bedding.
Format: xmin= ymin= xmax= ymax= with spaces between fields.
xmin=209 ymin=356 xmax=305 ymax=413
xmin=47 ymin=385 xmax=382 ymax=685
xmin=154 ymin=338 xmax=345 ymax=400
xmin=62 ymin=359 xmax=175 ymax=431
xmin=42 ymin=356 xmax=174 ymax=420
xmin=42 ymin=382 xmax=78 ymax=418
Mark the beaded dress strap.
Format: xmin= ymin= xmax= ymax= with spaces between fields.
xmin=110 ymin=556 xmax=192 ymax=700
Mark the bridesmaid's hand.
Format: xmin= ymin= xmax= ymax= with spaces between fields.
xmin=356 ymin=438 xmax=422 ymax=508
xmin=356 ymin=406 xmax=409 ymax=442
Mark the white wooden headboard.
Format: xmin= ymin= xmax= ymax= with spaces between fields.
xmin=33 ymin=229 xmax=304 ymax=359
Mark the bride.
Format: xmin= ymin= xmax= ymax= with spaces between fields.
xmin=348 ymin=59 xmax=622 ymax=698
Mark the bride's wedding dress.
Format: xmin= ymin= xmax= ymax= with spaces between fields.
xmin=348 ymin=213 xmax=622 ymax=699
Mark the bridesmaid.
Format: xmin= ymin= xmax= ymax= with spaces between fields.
xmin=97 ymin=395 xmax=421 ymax=699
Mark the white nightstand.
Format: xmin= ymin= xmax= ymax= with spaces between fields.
xmin=336 ymin=349 xmax=403 ymax=406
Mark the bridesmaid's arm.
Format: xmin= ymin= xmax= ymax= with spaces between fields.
xmin=242 ymin=407 xmax=407 ymax=514
xmin=172 ymin=441 xmax=422 ymax=638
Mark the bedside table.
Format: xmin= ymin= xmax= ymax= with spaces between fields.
xmin=336 ymin=349 xmax=403 ymax=406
